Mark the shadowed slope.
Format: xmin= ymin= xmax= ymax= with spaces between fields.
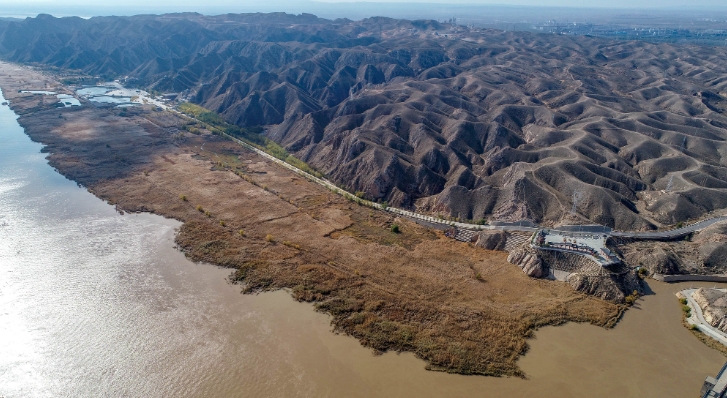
xmin=5 ymin=13 xmax=727 ymax=230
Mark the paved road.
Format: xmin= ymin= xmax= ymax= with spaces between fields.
xmin=611 ymin=216 xmax=727 ymax=239
xmin=185 ymin=112 xmax=727 ymax=241
xmin=681 ymin=288 xmax=727 ymax=347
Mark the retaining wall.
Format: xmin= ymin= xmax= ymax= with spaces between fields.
xmin=653 ymin=274 xmax=727 ymax=283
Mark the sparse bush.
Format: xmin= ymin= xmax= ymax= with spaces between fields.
xmin=381 ymin=201 xmax=389 ymax=210
xmin=179 ymin=194 xmax=187 ymax=201
xmin=355 ymin=191 xmax=365 ymax=198
xmin=349 ymin=312 xmax=367 ymax=325
xmin=204 ymin=210 xmax=211 ymax=218
xmin=238 ymin=230 xmax=245 ymax=236
xmin=265 ymin=234 xmax=274 ymax=243
xmin=283 ymin=241 xmax=301 ymax=250
xmin=219 ymin=220 xmax=226 ymax=227
xmin=390 ymin=224 xmax=400 ymax=233
xmin=196 ymin=205 xmax=203 ymax=212
xmin=625 ymin=290 xmax=640 ymax=305
xmin=475 ymin=273 xmax=485 ymax=282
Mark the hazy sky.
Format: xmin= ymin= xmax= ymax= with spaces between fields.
xmin=1 ymin=0 xmax=726 ymax=9
xmin=0 ymin=0 xmax=725 ymax=20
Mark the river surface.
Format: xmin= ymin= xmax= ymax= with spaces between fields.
xmin=0 ymin=86 xmax=726 ymax=397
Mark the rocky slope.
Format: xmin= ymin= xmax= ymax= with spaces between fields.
xmin=0 ymin=62 xmax=623 ymax=377
xmin=618 ymin=222 xmax=727 ymax=276
xmin=506 ymin=246 xmax=547 ymax=278
xmin=693 ymin=288 xmax=727 ymax=333
xmin=5 ymin=13 xmax=727 ymax=230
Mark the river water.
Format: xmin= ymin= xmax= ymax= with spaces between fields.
xmin=0 ymin=86 xmax=726 ymax=397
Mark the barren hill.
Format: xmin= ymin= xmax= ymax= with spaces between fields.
xmin=5 ymin=13 xmax=727 ymax=230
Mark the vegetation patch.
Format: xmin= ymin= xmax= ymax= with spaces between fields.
xmin=178 ymin=102 xmax=323 ymax=178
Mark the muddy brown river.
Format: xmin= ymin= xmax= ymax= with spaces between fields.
xmin=0 ymin=87 xmax=725 ymax=397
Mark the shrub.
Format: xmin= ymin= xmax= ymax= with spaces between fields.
xmin=219 ymin=220 xmax=226 ymax=227
xmin=238 ymin=230 xmax=245 ymax=236
xmin=283 ymin=241 xmax=301 ymax=250
xmin=381 ymin=201 xmax=389 ymax=210
xmin=625 ymin=295 xmax=637 ymax=305
xmin=196 ymin=205 xmax=203 ymax=212
xmin=205 ymin=210 xmax=211 ymax=218
xmin=689 ymin=324 xmax=699 ymax=331
xmin=179 ymin=194 xmax=187 ymax=201
xmin=679 ymin=297 xmax=687 ymax=305
xmin=637 ymin=267 xmax=649 ymax=279
xmin=355 ymin=191 xmax=365 ymax=198
xmin=390 ymin=224 xmax=400 ymax=233
xmin=676 ymin=221 xmax=684 ymax=228
xmin=682 ymin=305 xmax=692 ymax=313
xmin=265 ymin=234 xmax=274 ymax=243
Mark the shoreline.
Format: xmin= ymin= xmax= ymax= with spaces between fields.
xmin=0 ymin=60 xmax=626 ymax=377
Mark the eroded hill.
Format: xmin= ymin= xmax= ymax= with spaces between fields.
xmin=5 ymin=13 xmax=727 ymax=230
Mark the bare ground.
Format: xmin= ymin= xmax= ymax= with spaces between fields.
xmin=0 ymin=62 xmax=622 ymax=377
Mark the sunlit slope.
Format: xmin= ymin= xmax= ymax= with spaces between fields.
xmin=4 ymin=13 xmax=727 ymax=229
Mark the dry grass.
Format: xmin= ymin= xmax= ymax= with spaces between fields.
xmin=2 ymin=65 xmax=622 ymax=377
xmin=681 ymin=305 xmax=727 ymax=358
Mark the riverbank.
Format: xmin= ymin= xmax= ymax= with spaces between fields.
xmin=0 ymin=61 xmax=625 ymax=377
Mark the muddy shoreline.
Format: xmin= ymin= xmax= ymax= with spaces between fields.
xmin=0 ymin=61 xmax=624 ymax=377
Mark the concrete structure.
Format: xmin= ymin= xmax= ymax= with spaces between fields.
xmin=702 ymin=361 xmax=727 ymax=398
xmin=655 ymin=274 xmax=727 ymax=283
xmin=531 ymin=229 xmax=620 ymax=266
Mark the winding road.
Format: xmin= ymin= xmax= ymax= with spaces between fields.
xmin=611 ymin=217 xmax=727 ymax=239
xmin=681 ymin=288 xmax=727 ymax=347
